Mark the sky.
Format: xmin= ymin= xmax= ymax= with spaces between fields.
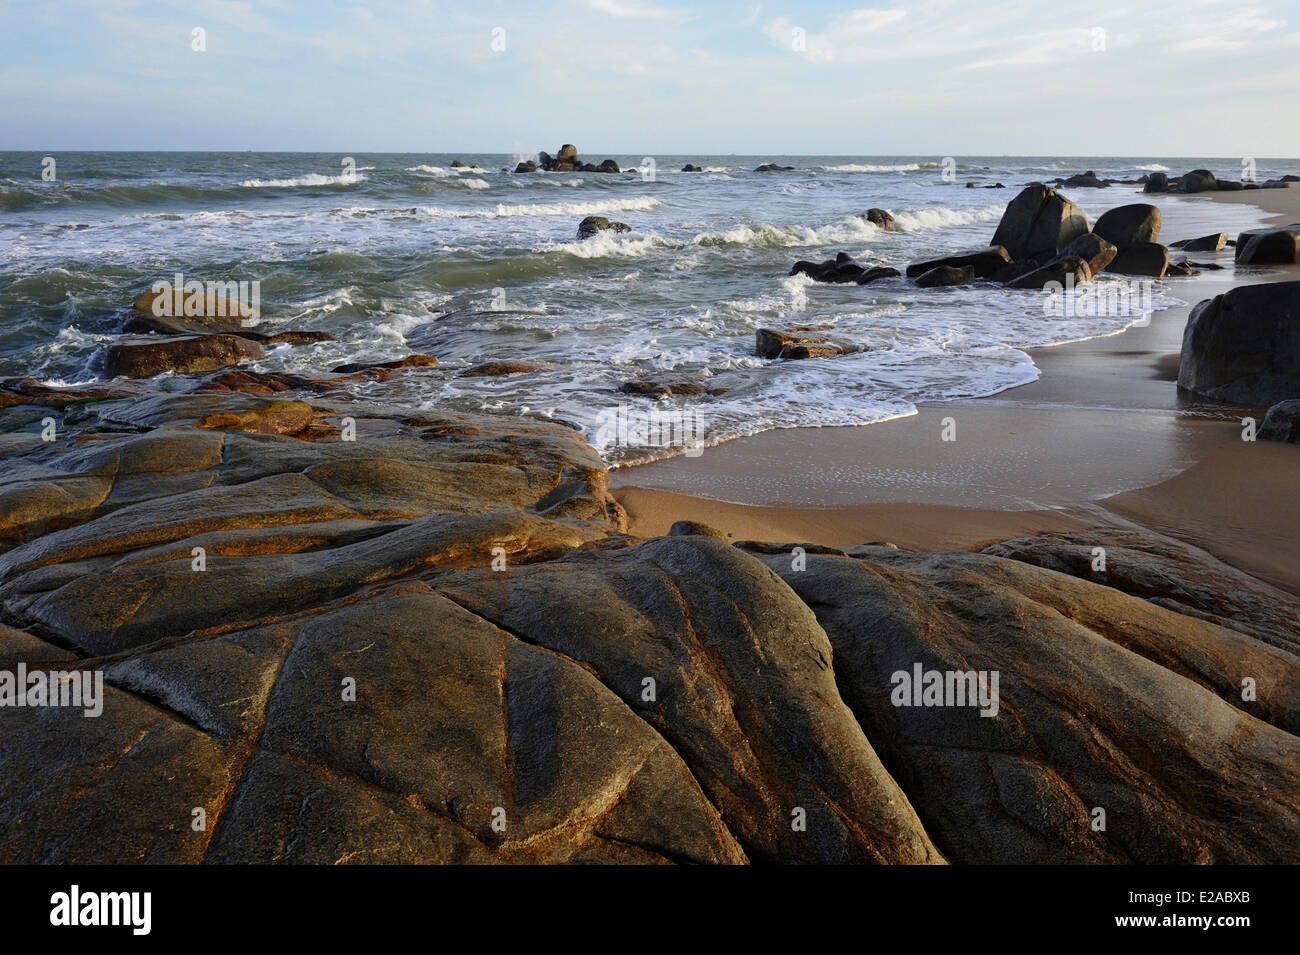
xmin=1 ymin=0 xmax=1298 ymax=155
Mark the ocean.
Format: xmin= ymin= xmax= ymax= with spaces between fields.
xmin=2 ymin=152 xmax=1294 ymax=464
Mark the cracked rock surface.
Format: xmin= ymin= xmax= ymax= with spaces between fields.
xmin=0 ymin=376 xmax=1296 ymax=863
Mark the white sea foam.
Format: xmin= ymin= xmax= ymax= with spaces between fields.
xmin=240 ymin=173 xmax=365 ymax=188
xmin=1135 ymin=163 xmax=1171 ymax=172
xmin=418 ymin=196 xmax=661 ymax=219
xmin=460 ymin=178 xmax=491 ymax=190
xmin=822 ymin=163 xmax=922 ymax=172
xmin=892 ymin=205 xmax=1003 ymax=231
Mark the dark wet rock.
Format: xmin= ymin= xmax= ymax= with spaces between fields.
xmin=1006 ymin=256 xmax=1091 ymax=290
xmin=450 ymin=160 xmax=467 ymax=168
xmin=905 ymin=246 xmax=1012 ymax=280
xmin=1262 ymin=179 xmax=1292 ymax=189
xmin=514 ymin=161 xmax=537 ymax=173
xmin=865 ymin=208 xmax=897 ymax=231
xmin=915 ymin=264 xmax=974 ymax=288
xmin=756 ymin=327 xmax=858 ymax=360
xmin=1052 ymin=233 xmax=1117 ymax=277
xmin=1105 ymin=242 xmax=1170 ymax=277
xmin=1178 ymin=169 xmax=1217 ymax=193
xmin=681 ymin=164 xmax=702 ymax=172
xmin=790 ymin=253 xmax=896 ymax=285
xmin=578 ymin=216 xmax=632 ymax=239
xmin=595 ymin=159 xmax=620 ymax=174
xmin=856 ymin=266 xmax=901 ymax=284
xmin=106 ymin=334 xmax=266 ymax=379
xmin=1178 ymin=280 xmax=1300 ymax=405
xmin=754 ymin=163 xmax=794 ymax=172
xmin=1235 ymin=225 xmax=1300 ymax=265
xmin=1143 ymin=172 xmax=1169 ymax=193
xmin=330 ymin=355 xmax=439 ymax=375
xmin=618 ymin=373 xmax=724 ymax=399
xmin=990 ymin=184 xmax=1090 ymax=260
xmin=1093 ymin=203 xmax=1162 ymax=249
xmin=1170 ymin=233 xmax=1228 ymax=253
xmin=758 ymin=544 xmax=1300 ymax=863
xmin=1216 ymin=180 xmax=1244 ymax=191
xmin=460 ymin=360 xmax=544 ymax=378
xmin=1164 ymin=260 xmax=1200 ymax=277
xmin=1260 ymin=399 xmax=1300 ymax=444
xmin=1058 ymin=171 xmax=1108 ymax=188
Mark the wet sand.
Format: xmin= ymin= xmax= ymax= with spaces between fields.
xmin=613 ymin=186 xmax=1300 ymax=594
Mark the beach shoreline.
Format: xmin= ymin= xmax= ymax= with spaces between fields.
xmin=613 ymin=184 xmax=1300 ymax=594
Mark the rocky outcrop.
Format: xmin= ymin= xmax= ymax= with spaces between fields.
xmin=756 ymin=542 xmax=1300 ymax=862
xmin=1235 ymin=225 xmax=1300 ymax=265
xmin=1093 ymin=204 xmax=1162 ymax=249
xmin=904 ymin=246 xmax=1011 ymax=280
xmin=518 ymin=145 xmax=620 ymax=174
xmin=577 ymin=216 xmax=632 ymax=239
xmin=754 ymin=163 xmax=794 ymax=172
xmin=1178 ymin=280 xmax=1300 ymax=405
xmin=990 ymin=184 xmax=1090 ymax=260
xmin=1 ymin=371 xmax=1298 ymax=864
xmin=1260 ymin=400 xmax=1300 ymax=443
xmin=915 ymin=265 xmax=974 ymax=287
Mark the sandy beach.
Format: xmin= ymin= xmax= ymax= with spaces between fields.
xmin=614 ymin=186 xmax=1300 ymax=594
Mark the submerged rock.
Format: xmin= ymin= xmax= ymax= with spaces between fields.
xmin=865 ymin=208 xmax=898 ymax=231
xmin=106 ymin=334 xmax=265 ymax=379
xmin=577 ymin=216 xmax=632 ymax=239
xmin=755 ymin=327 xmax=858 ymax=360
xmin=915 ymin=264 xmax=974 ymax=287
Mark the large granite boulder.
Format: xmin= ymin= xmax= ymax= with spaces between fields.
xmin=990 ymin=184 xmax=1090 ymax=260
xmin=1178 ymin=280 xmax=1300 ymax=404
xmin=1178 ymin=169 xmax=1217 ymax=193
xmin=1093 ymin=204 xmax=1162 ymax=249
xmin=1235 ymin=225 xmax=1300 ymax=265
xmin=1006 ymin=256 xmax=1090 ymax=290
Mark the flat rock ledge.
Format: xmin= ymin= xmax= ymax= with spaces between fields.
xmin=0 ymin=375 xmax=1297 ymax=864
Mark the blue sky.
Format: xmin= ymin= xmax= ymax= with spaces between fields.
xmin=2 ymin=0 xmax=1298 ymax=154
